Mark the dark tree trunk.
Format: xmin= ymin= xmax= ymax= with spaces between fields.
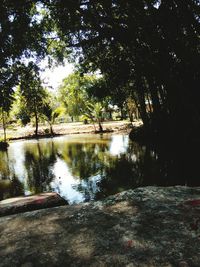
xmin=129 ymin=112 xmax=133 ymax=123
xmin=35 ymin=111 xmax=39 ymax=137
xmin=109 ymin=111 xmax=112 ymax=120
xmin=138 ymin=92 xmax=149 ymax=126
xmin=2 ymin=110 xmax=7 ymax=142
xmin=2 ymin=109 xmax=7 ymax=142
xmin=49 ymin=123 xmax=54 ymax=136
xmin=135 ymin=76 xmax=149 ymax=126
xmin=120 ymin=107 xmax=124 ymax=120
xmin=98 ymin=121 xmax=103 ymax=132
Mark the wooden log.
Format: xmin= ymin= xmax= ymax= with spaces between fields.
xmin=0 ymin=192 xmax=68 ymax=217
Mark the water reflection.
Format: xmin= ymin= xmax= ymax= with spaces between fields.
xmin=24 ymin=141 xmax=57 ymax=194
xmin=0 ymin=134 xmax=199 ymax=203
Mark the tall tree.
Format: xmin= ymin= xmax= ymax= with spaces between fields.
xmin=42 ymin=103 xmax=63 ymax=135
xmin=0 ymin=67 xmax=18 ymax=142
xmin=59 ymin=72 xmax=109 ymax=131
xmin=0 ymin=0 xmax=68 ymax=115
xmin=58 ymin=73 xmax=91 ymax=121
xmin=46 ymin=0 xmax=200 ymax=142
xmin=19 ymin=63 xmax=47 ymax=136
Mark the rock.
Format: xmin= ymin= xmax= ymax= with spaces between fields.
xmin=0 ymin=186 xmax=200 ymax=266
xmin=20 ymin=262 xmax=33 ymax=267
xmin=178 ymin=261 xmax=189 ymax=267
xmin=0 ymin=192 xmax=68 ymax=216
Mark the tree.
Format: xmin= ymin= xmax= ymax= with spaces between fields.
xmin=126 ymin=97 xmax=139 ymax=123
xmin=59 ymin=72 xmax=110 ymax=131
xmin=83 ymin=101 xmax=104 ymax=132
xmin=19 ymin=64 xmax=48 ymax=136
xmin=59 ymin=72 xmax=88 ymax=117
xmin=0 ymin=67 xmax=18 ymax=143
xmin=42 ymin=104 xmax=62 ymax=135
xmin=46 ymin=0 xmax=200 ymax=143
xmin=0 ymin=0 xmax=68 ymax=118
xmin=1 ymin=0 xmax=199 ymax=143
xmin=58 ymin=73 xmax=94 ymax=121
xmin=0 ymin=109 xmax=9 ymax=143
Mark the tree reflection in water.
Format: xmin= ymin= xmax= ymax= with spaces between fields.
xmin=24 ymin=141 xmax=57 ymax=194
xmin=56 ymin=140 xmax=110 ymax=201
xmin=73 ymin=139 xmax=200 ymax=201
xmin=0 ymin=150 xmax=24 ymax=200
xmin=0 ymin=134 xmax=200 ymax=202
xmin=59 ymin=142 xmax=108 ymax=179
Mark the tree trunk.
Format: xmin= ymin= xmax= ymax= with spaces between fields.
xmin=120 ymin=107 xmax=124 ymax=120
xmin=98 ymin=120 xmax=103 ymax=132
xmin=135 ymin=75 xmax=149 ymax=126
xmin=109 ymin=111 xmax=112 ymax=120
xmin=138 ymin=93 xmax=149 ymax=126
xmin=49 ymin=123 xmax=54 ymax=136
xmin=129 ymin=112 xmax=133 ymax=124
xmin=92 ymin=120 xmax=96 ymax=131
xmin=2 ymin=110 xmax=7 ymax=142
xmin=35 ymin=111 xmax=39 ymax=137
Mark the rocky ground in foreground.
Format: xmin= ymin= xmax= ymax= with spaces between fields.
xmin=1 ymin=186 xmax=200 ymax=267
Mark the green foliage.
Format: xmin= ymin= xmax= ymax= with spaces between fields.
xmin=1 ymin=0 xmax=200 ymax=141
xmin=42 ymin=102 xmax=63 ymax=135
xmin=16 ymin=108 xmax=31 ymax=126
xmin=59 ymin=72 xmax=95 ymax=119
xmin=0 ymin=1 xmax=69 ymax=119
xmin=46 ymin=0 xmax=200 ymax=140
xmin=59 ymin=72 xmax=109 ymax=130
xmin=17 ymin=63 xmax=48 ymax=135
xmin=126 ymin=97 xmax=139 ymax=122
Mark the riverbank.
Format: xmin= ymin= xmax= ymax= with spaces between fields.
xmin=1 ymin=186 xmax=200 ymax=267
xmin=0 ymin=120 xmax=142 ymax=142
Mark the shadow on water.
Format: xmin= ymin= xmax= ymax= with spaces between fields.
xmin=74 ymin=140 xmax=200 ymax=201
xmin=0 ymin=134 xmax=200 ymax=202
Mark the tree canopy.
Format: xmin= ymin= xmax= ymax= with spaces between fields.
xmin=45 ymin=0 xmax=200 ymax=141
xmin=1 ymin=0 xmax=200 ymax=143
xmin=0 ymin=0 xmax=68 ymax=113
xmin=58 ymin=72 xmax=110 ymax=131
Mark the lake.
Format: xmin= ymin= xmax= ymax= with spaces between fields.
xmin=0 ymin=134 xmax=199 ymax=203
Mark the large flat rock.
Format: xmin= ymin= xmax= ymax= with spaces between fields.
xmin=0 ymin=186 xmax=200 ymax=266
xmin=0 ymin=192 xmax=68 ymax=217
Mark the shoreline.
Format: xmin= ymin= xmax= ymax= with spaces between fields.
xmin=2 ymin=120 xmax=141 ymax=143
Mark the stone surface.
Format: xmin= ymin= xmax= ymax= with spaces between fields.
xmin=0 ymin=192 xmax=68 ymax=216
xmin=0 ymin=186 xmax=200 ymax=266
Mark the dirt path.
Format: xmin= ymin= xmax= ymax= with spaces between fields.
xmin=0 ymin=186 xmax=200 ymax=267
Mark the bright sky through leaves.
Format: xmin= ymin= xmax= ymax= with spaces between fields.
xmin=40 ymin=60 xmax=74 ymax=90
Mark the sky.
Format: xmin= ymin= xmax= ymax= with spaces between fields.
xmin=40 ymin=60 xmax=74 ymax=91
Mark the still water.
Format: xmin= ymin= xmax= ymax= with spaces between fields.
xmin=0 ymin=134 xmax=199 ymax=203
